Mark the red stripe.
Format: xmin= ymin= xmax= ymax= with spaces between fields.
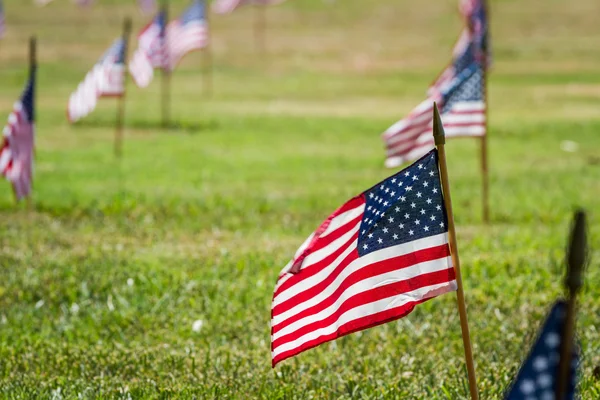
xmin=272 ymin=298 xmax=430 ymax=367
xmin=272 ymin=244 xmax=451 ymax=334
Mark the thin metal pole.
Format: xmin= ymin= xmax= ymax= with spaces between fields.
xmin=115 ymin=18 xmax=132 ymax=158
xmin=556 ymin=210 xmax=587 ymax=399
xmin=433 ymin=103 xmax=479 ymax=400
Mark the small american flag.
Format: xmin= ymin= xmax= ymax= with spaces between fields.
xmin=129 ymin=10 xmax=167 ymax=88
xmin=0 ymin=0 xmax=5 ymax=39
xmin=138 ymin=0 xmax=156 ymax=15
xmin=68 ymin=38 xmax=127 ymax=123
xmin=166 ymin=0 xmax=208 ymax=69
xmin=0 ymin=67 xmax=35 ymax=201
xmin=504 ymin=301 xmax=578 ymax=400
xmin=271 ymin=149 xmax=457 ymax=366
xmin=212 ymin=0 xmax=284 ymax=15
xmin=383 ymin=63 xmax=485 ymax=168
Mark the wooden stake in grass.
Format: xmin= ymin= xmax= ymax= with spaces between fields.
xmin=432 ymin=102 xmax=479 ymax=400
xmin=556 ymin=210 xmax=587 ymax=399
xmin=115 ymin=18 xmax=132 ymax=159
xmin=161 ymin=0 xmax=171 ymax=128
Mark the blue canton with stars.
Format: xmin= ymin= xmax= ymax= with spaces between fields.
xmin=505 ymin=301 xmax=578 ymax=400
xmin=441 ymin=61 xmax=483 ymax=114
xmin=358 ymin=150 xmax=447 ymax=256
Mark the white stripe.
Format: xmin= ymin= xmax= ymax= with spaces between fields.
xmin=321 ymin=205 xmax=364 ymax=238
xmin=272 ymin=255 xmax=452 ymax=337
xmin=272 ymin=280 xmax=457 ymax=358
xmin=443 ymin=113 xmax=485 ymax=124
xmin=445 ymin=126 xmax=486 ymax=137
xmin=273 ymin=233 xmax=448 ymax=309
xmin=0 ymin=149 xmax=12 ymax=171
xmin=449 ymin=101 xmax=485 ymax=112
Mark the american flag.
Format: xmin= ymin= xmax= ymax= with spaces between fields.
xmin=271 ymin=149 xmax=457 ymax=366
xmin=129 ymin=10 xmax=167 ymax=88
xmin=430 ymin=0 xmax=490 ymax=93
xmin=166 ymin=0 xmax=208 ymax=69
xmin=504 ymin=301 xmax=578 ymax=400
xmin=0 ymin=67 xmax=35 ymax=201
xmin=383 ymin=63 xmax=485 ymax=168
xmin=138 ymin=0 xmax=156 ymax=15
xmin=212 ymin=0 xmax=284 ymax=15
xmin=0 ymin=0 xmax=5 ymax=39
xmin=68 ymin=38 xmax=127 ymax=123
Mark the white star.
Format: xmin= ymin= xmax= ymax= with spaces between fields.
xmin=368 ymin=233 xmax=373 ymax=238
xmin=367 ymin=205 xmax=372 ymax=211
xmin=418 ymin=164 xmax=423 ymax=169
xmin=377 ymin=238 xmax=383 ymax=244
xmin=423 ymin=181 xmax=429 ymax=187
xmin=406 ymin=186 xmax=413 ymax=191
xmin=411 ymin=202 xmax=416 ymax=208
xmin=433 ymin=188 xmax=438 ymax=194
xmin=440 ymin=222 xmax=445 ymax=228
xmin=416 ymin=192 xmax=422 ymax=198
xmin=382 ymin=227 xmax=389 ymax=233
xmin=369 ymin=193 xmax=374 ymax=198
xmin=415 ymin=220 xmax=420 ymax=225
xmin=404 ymin=213 xmax=410 ymax=219
xmin=412 ymin=175 xmax=418 ymax=181
xmin=393 ymin=234 xmax=399 ymax=240
xmin=362 ymin=229 xmax=366 ymax=234
xmin=409 ymin=230 xmax=414 ymax=235
xmin=381 ymin=212 xmax=385 ymax=217
xmin=429 ymin=170 xmax=434 ymax=177
xmin=430 ymin=215 xmax=436 ymax=221
xmin=404 ymin=171 xmax=410 ymax=177
xmin=374 ymin=223 xmax=378 ymax=227
xmin=420 ymin=209 xmax=426 ymax=215
xmin=385 ymin=188 xmax=390 ymax=194
xmin=369 ymin=220 xmax=373 ymax=225
xmin=375 ymin=211 xmax=380 ymax=216
xmin=390 ymin=191 xmax=396 ymax=197
xmin=436 ymin=205 xmax=441 ymax=211
xmin=537 ymin=373 xmax=553 ymax=388
xmin=380 ymin=185 xmax=384 ymax=190
xmin=541 ymin=391 xmax=555 ymax=400
xmin=545 ymin=333 xmax=560 ymax=348
xmin=383 ymin=201 xmax=389 ymax=206
xmin=398 ymin=181 xmax=403 ymax=187
xmin=363 ymin=244 xmax=368 ymax=250
xmin=388 ymin=217 xmax=394 ymax=223
xmin=395 ymin=207 xmax=400 ymax=212
xmin=519 ymin=379 xmax=535 ymax=395
xmin=426 ymin=198 xmax=432 ymax=204
xmin=400 ymin=196 xmax=406 ymax=202
xmin=391 ymin=178 xmax=396 ymax=184
xmin=378 ymin=198 xmax=383 ymax=204
xmin=399 ymin=224 xmax=404 ymax=229
xmin=533 ymin=356 xmax=549 ymax=372
xmin=424 ymin=226 xmax=429 ymax=232
xmin=375 ymin=196 xmax=379 ymax=201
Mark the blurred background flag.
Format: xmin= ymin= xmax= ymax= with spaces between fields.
xmin=167 ymin=0 xmax=208 ymax=70
xmin=129 ymin=10 xmax=167 ymax=88
xmin=68 ymin=38 xmax=127 ymax=123
xmin=504 ymin=301 xmax=578 ymax=400
xmin=138 ymin=0 xmax=156 ymax=15
xmin=382 ymin=62 xmax=485 ymax=168
xmin=0 ymin=0 xmax=5 ymax=38
xmin=1 ymin=62 xmax=36 ymax=201
xmin=74 ymin=0 xmax=93 ymax=7
xmin=270 ymin=149 xmax=457 ymax=366
xmin=212 ymin=0 xmax=285 ymax=15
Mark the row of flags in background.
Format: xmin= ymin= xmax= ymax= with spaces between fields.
xmin=68 ymin=0 xmax=208 ymax=122
xmin=382 ymin=0 xmax=490 ymax=168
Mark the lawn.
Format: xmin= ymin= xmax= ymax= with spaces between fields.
xmin=0 ymin=0 xmax=599 ymax=398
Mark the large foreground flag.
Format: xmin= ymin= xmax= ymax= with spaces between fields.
xmin=212 ymin=0 xmax=284 ymax=15
xmin=129 ymin=10 xmax=167 ymax=88
xmin=382 ymin=62 xmax=485 ymax=168
xmin=68 ymin=38 xmax=127 ymax=123
xmin=271 ymin=149 xmax=457 ymax=366
xmin=0 ymin=67 xmax=36 ymax=200
xmin=504 ymin=301 xmax=578 ymax=399
xmin=167 ymin=0 xmax=208 ymax=69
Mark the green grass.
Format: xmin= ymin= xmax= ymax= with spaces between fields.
xmin=1 ymin=0 xmax=600 ymax=398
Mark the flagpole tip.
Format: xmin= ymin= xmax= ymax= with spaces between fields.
xmin=432 ymin=102 xmax=446 ymax=146
xmin=566 ymin=209 xmax=587 ymax=294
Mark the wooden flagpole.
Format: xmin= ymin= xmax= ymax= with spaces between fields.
xmin=115 ymin=18 xmax=132 ymax=158
xmin=161 ymin=0 xmax=171 ymax=128
xmin=432 ymin=103 xmax=479 ymax=400
xmin=480 ymin=0 xmax=490 ymax=224
xmin=204 ymin=0 xmax=213 ymax=98
xmin=556 ymin=210 xmax=587 ymax=399
xmin=26 ymin=36 xmax=37 ymax=210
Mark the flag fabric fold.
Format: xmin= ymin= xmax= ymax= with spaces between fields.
xmin=271 ymin=149 xmax=457 ymax=366
xmin=68 ymin=38 xmax=127 ymax=123
xmin=166 ymin=0 xmax=208 ymax=69
xmin=1 ymin=67 xmax=36 ymax=200
xmin=504 ymin=301 xmax=578 ymax=400
xmin=129 ymin=10 xmax=167 ymax=88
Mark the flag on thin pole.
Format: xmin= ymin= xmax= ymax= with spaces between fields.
xmin=68 ymin=38 xmax=128 ymax=123
xmin=129 ymin=10 xmax=167 ymax=88
xmin=382 ymin=61 xmax=485 ymax=168
xmin=1 ymin=38 xmax=36 ymax=201
xmin=166 ymin=0 xmax=209 ymax=70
